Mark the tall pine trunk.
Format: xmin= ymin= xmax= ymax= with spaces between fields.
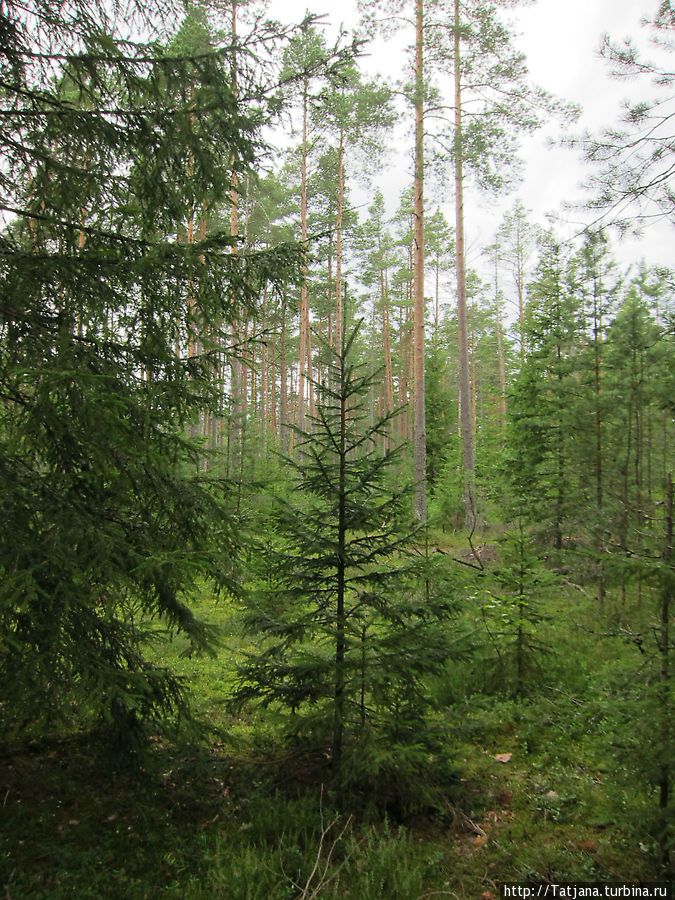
xmin=593 ymin=275 xmax=605 ymax=609
xmin=380 ymin=257 xmax=394 ymax=428
xmin=453 ymin=0 xmax=476 ymax=531
xmin=335 ymin=128 xmax=345 ymax=354
xmin=229 ymin=2 xmax=243 ymax=469
xmin=280 ymin=300 xmax=288 ymax=452
xmin=492 ymin=253 xmax=507 ymax=431
xmin=412 ymin=0 xmax=427 ymax=522
xmin=297 ymin=74 xmax=309 ymax=432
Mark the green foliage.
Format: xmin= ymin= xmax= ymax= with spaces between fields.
xmin=231 ymin=323 xmax=460 ymax=798
xmin=3 ymin=573 xmax=671 ymax=899
xmin=505 ymin=232 xmax=585 ymax=539
xmin=425 ymin=339 xmax=456 ymax=488
xmin=478 ymin=522 xmax=557 ymax=698
xmin=0 ymin=0 xmax=301 ymax=744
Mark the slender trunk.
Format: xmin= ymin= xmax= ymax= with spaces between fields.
xmin=471 ymin=329 xmax=477 ymax=441
xmin=554 ymin=341 xmax=564 ymax=551
xmin=297 ymin=73 xmax=309 ymax=432
xmin=398 ymin=304 xmax=407 ymax=441
xmin=593 ymin=281 xmax=605 ymax=609
xmin=280 ymin=301 xmax=288 ymax=452
xmin=496 ymin=314 xmax=507 ymax=429
xmin=77 ymin=170 xmax=87 ymax=338
xmin=333 ymin=339 xmax=347 ymax=771
xmin=517 ymin=245 xmax=525 ymax=362
xmin=492 ymin=256 xmax=507 ymax=430
xmin=187 ymin=207 xmax=196 ymax=360
xmin=516 ymin=528 xmax=526 ymax=697
xmin=307 ymin=317 xmax=315 ymax=419
xmin=620 ymin=398 xmax=633 ymax=607
xmin=336 ymin=128 xmax=345 ymax=354
xmin=380 ymin=258 xmax=394 ymax=418
xmin=230 ymin=3 xmax=243 ymax=464
xmin=434 ymin=255 xmax=440 ymax=350
xmin=328 ymin=226 xmax=334 ymax=349
xmin=248 ymin=320 xmax=256 ymax=417
xmin=408 ymin=305 xmax=414 ymax=439
xmin=413 ymin=0 xmax=427 ymax=522
xmin=270 ymin=337 xmax=277 ymax=434
xmin=658 ymin=473 xmax=672 ymax=866
xmin=453 ymin=0 xmax=475 ymax=531
xmin=261 ymin=281 xmax=268 ymax=435
xmin=360 ymin=626 xmax=367 ymax=734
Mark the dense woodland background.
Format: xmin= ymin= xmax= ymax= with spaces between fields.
xmin=0 ymin=0 xmax=673 ymax=896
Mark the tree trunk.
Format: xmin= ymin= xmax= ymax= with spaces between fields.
xmin=380 ymin=258 xmax=394 ymax=418
xmin=398 ymin=304 xmax=407 ymax=442
xmin=593 ymin=276 xmax=605 ymax=609
xmin=658 ymin=473 xmax=672 ymax=866
xmin=471 ymin=329 xmax=477 ymax=441
xmin=434 ymin=254 xmax=441 ymax=350
xmin=453 ymin=0 xmax=476 ymax=531
xmin=280 ymin=300 xmax=288 ymax=452
xmin=517 ymin=242 xmax=525 ymax=362
xmin=333 ymin=339 xmax=347 ymax=772
xmin=336 ymin=127 xmax=345 ymax=354
xmin=229 ymin=2 xmax=243 ymax=467
xmin=492 ymin=253 xmax=507 ymax=430
xmin=297 ymin=73 xmax=309 ymax=432
xmin=412 ymin=0 xmax=427 ymax=522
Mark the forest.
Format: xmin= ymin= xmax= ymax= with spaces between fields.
xmin=0 ymin=0 xmax=673 ymax=896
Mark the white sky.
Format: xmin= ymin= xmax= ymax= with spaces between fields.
xmin=265 ymin=0 xmax=672 ymax=295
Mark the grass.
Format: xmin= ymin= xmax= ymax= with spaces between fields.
xmin=2 ymin=568 xmax=672 ymax=897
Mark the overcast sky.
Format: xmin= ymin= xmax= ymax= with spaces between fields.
xmin=264 ymin=0 xmax=671 ymax=293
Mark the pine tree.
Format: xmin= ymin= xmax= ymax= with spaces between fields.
xmin=577 ymin=3 xmax=675 ymax=231
xmin=423 ymin=0 xmax=574 ymax=530
xmin=496 ymin=201 xmax=537 ymax=362
xmin=358 ymin=0 xmax=429 ymax=521
xmin=316 ymin=58 xmax=394 ymax=353
xmin=280 ymin=20 xmax=332 ymax=432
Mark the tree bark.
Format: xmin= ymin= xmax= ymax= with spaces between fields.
xmin=491 ymin=251 xmax=507 ymax=430
xmin=412 ymin=0 xmax=427 ymax=522
xmin=453 ymin=0 xmax=476 ymax=531
xmin=333 ymin=341 xmax=347 ymax=772
xmin=280 ymin=300 xmax=288 ymax=452
xmin=658 ymin=473 xmax=672 ymax=865
xmin=380 ymin=257 xmax=394 ymax=418
xmin=335 ymin=127 xmax=345 ymax=355
xmin=297 ymin=72 xmax=309 ymax=432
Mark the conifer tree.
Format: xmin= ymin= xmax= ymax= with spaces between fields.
xmin=578 ymin=2 xmax=675 ymax=231
xmin=316 ymin=59 xmax=394 ymax=353
xmin=480 ymin=521 xmax=556 ymax=698
xmin=0 ymin=0 xmax=300 ymax=741
xmin=505 ymin=232 xmax=582 ymax=545
xmin=231 ymin=323 xmax=457 ymax=789
xmin=497 ymin=201 xmax=537 ymax=362
xmin=358 ymin=0 xmax=429 ymax=521
xmin=425 ymin=0 xmax=574 ymax=531
xmin=280 ymin=20 xmax=332 ymax=431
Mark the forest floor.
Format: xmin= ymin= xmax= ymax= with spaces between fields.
xmin=1 ymin=538 xmax=671 ymax=898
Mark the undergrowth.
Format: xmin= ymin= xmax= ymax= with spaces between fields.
xmin=1 ymin=573 xmax=671 ymax=897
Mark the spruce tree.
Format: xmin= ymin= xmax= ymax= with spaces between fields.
xmin=480 ymin=521 xmax=556 ymax=698
xmin=231 ymin=323 xmax=458 ymax=795
xmin=505 ymin=231 xmax=583 ymax=546
xmin=0 ymin=0 xmax=300 ymax=743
